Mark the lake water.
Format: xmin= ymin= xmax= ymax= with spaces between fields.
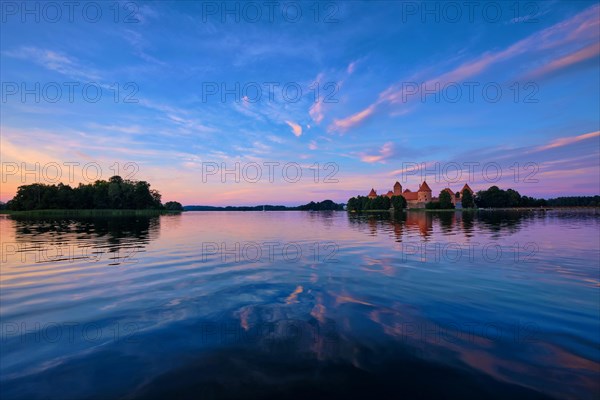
xmin=1 ymin=210 xmax=599 ymax=399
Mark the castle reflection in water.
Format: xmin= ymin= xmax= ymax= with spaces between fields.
xmin=346 ymin=209 xmax=547 ymax=240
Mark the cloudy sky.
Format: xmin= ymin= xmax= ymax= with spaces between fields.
xmin=1 ymin=0 xmax=599 ymax=205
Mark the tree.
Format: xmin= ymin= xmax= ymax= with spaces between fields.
xmin=391 ymin=195 xmax=406 ymax=211
xmin=347 ymin=197 xmax=360 ymax=212
xmin=109 ymin=175 xmax=123 ymax=184
xmin=360 ymin=196 xmax=371 ymax=211
xmin=150 ymin=189 xmax=162 ymax=208
xmin=438 ymin=190 xmax=455 ymax=209
xmin=476 ymin=186 xmax=508 ymax=208
xmin=108 ymin=180 xmax=123 ymax=208
xmin=164 ymin=201 xmax=183 ymax=211
xmin=506 ymin=189 xmax=521 ymax=207
xmin=371 ymin=195 xmax=390 ymax=210
xmin=93 ymin=180 xmax=110 ymax=208
xmin=425 ymin=201 xmax=440 ymax=209
xmin=461 ymin=190 xmax=474 ymax=208
xmin=382 ymin=196 xmax=391 ymax=210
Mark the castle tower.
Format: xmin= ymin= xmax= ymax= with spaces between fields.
xmin=393 ymin=181 xmax=402 ymax=196
xmin=417 ymin=181 xmax=432 ymax=203
xmin=368 ymin=188 xmax=377 ymax=199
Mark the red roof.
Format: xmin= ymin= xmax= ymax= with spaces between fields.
xmin=418 ymin=181 xmax=432 ymax=192
xmin=403 ymin=189 xmax=411 ymax=193
xmin=442 ymin=188 xmax=454 ymax=195
xmin=394 ymin=181 xmax=401 ymax=187
xmin=462 ymin=183 xmax=473 ymax=193
xmin=368 ymin=188 xmax=377 ymax=196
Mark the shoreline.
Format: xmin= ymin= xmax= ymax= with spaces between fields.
xmin=0 ymin=209 xmax=182 ymax=217
xmin=1 ymin=207 xmax=597 ymax=216
xmin=351 ymin=207 xmax=600 ymax=213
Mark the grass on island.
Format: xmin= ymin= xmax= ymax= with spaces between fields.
xmin=0 ymin=209 xmax=182 ymax=217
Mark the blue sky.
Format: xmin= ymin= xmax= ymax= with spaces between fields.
xmin=1 ymin=0 xmax=599 ymax=205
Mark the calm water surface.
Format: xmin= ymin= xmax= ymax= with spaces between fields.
xmin=1 ymin=210 xmax=599 ymax=399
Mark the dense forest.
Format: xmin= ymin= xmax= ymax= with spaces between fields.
xmin=4 ymin=176 xmax=183 ymax=211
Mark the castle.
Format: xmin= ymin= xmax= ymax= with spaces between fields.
xmin=367 ymin=181 xmax=473 ymax=208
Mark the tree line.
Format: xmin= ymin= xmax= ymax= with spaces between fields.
xmin=346 ymin=195 xmax=407 ymax=212
xmin=5 ymin=176 xmax=183 ymax=211
xmin=546 ymin=196 xmax=600 ymax=207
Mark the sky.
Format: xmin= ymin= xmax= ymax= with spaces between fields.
xmin=1 ymin=0 xmax=599 ymax=206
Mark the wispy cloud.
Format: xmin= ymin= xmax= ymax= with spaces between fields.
xmin=309 ymin=101 xmax=324 ymax=124
xmin=122 ymin=29 xmax=166 ymax=66
xmin=267 ymin=135 xmax=285 ymax=144
xmin=138 ymin=99 xmax=216 ymax=134
xmin=331 ymin=104 xmax=376 ymax=132
xmin=527 ymin=42 xmax=600 ymax=78
xmin=3 ymin=47 xmax=101 ymax=81
xmin=359 ymin=142 xmax=394 ymax=163
xmin=329 ymin=4 xmax=600 ymax=132
xmin=347 ymin=61 xmax=358 ymax=75
xmin=87 ymin=123 xmax=142 ymax=135
xmin=533 ymin=131 xmax=600 ymax=152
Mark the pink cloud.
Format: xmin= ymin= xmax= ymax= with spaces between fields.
xmin=528 ymin=42 xmax=600 ymax=77
xmin=359 ymin=142 xmax=394 ymax=163
xmin=534 ymin=131 xmax=600 ymax=152
xmin=309 ymin=101 xmax=324 ymax=124
xmin=329 ymin=104 xmax=376 ymax=132
xmin=285 ymin=120 xmax=303 ymax=137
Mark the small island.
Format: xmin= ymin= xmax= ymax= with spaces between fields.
xmin=1 ymin=175 xmax=183 ymax=216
